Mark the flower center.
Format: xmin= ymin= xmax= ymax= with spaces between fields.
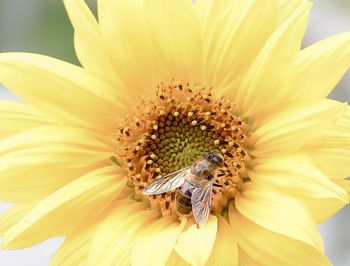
xmin=115 ymin=81 xmax=250 ymax=217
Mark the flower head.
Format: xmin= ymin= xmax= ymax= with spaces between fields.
xmin=0 ymin=0 xmax=350 ymax=265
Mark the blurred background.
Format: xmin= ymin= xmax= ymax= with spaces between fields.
xmin=0 ymin=0 xmax=349 ymax=265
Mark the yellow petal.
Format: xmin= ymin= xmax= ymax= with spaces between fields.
xmin=0 ymin=53 xmax=126 ymax=133
xmin=291 ymin=32 xmax=350 ymax=99
xmin=197 ymin=0 xmax=277 ymax=94
xmin=131 ymin=216 xmax=186 ymax=266
xmin=50 ymin=222 xmax=98 ymax=266
xmin=249 ymin=154 xmax=348 ymax=223
xmin=175 ymin=215 xmax=217 ymax=266
xmin=97 ymin=0 xmax=164 ymax=97
xmin=250 ymin=99 xmax=346 ymax=157
xmin=307 ymin=108 xmax=350 ymax=149
xmin=50 ymin=200 xmax=135 ymax=266
xmin=335 ymin=179 xmax=350 ymax=195
xmin=166 ymin=252 xmax=190 ymax=266
xmin=87 ymin=207 xmax=158 ymax=266
xmin=63 ymin=0 xmax=118 ymax=84
xmin=310 ymin=148 xmax=350 ymax=180
xmin=0 ymin=101 xmax=50 ymax=140
xmin=206 ymin=215 xmax=238 ymax=266
xmin=144 ymin=0 xmax=202 ymax=83
xmin=235 ymin=183 xmax=324 ymax=252
xmin=277 ymin=0 xmax=310 ymax=24
xmin=2 ymin=166 xmax=127 ymax=249
xmin=0 ymin=202 xmax=36 ymax=235
xmin=235 ymin=3 xmax=311 ymax=116
xmin=0 ymin=125 xmax=111 ymax=203
xmin=230 ymin=206 xmax=331 ymax=266
xmin=238 ymin=247 xmax=260 ymax=266
xmin=307 ymin=107 xmax=350 ymax=179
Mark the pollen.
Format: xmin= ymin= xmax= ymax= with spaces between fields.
xmin=116 ymin=81 xmax=250 ymax=216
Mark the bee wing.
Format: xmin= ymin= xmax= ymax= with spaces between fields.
xmin=143 ymin=166 xmax=191 ymax=195
xmin=191 ymin=180 xmax=213 ymax=225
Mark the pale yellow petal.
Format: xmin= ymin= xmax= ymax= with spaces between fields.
xmin=307 ymin=108 xmax=350 ymax=149
xmin=131 ymin=216 xmax=186 ymax=266
xmin=0 ymin=125 xmax=111 ymax=203
xmin=206 ymin=215 xmax=238 ymax=266
xmin=335 ymin=179 xmax=350 ymax=195
xmin=235 ymin=3 xmax=311 ymax=116
xmin=230 ymin=207 xmax=331 ymax=266
xmin=249 ymin=154 xmax=348 ymax=223
xmin=235 ymin=183 xmax=324 ymax=252
xmin=97 ymin=0 xmax=164 ymax=96
xmin=166 ymin=251 xmax=190 ymax=266
xmin=291 ymin=32 xmax=350 ymax=99
xmin=197 ymin=0 xmax=277 ymax=94
xmin=238 ymin=247 xmax=261 ymax=266
xmin=144 ymin=0 xmax=202 ymax=83
xmin=0 ymin=53 xmax=126 ymax=133
xmin=310 ymin=148 xmax=350 ymax=180
xmin=0 ymin=202 xmax=36 ymax=236
xmin=175 ymin=215 xmax=217 ymax=266
xmin=250 ymin=99 xmax=346 ymax=157
xmin=307 ymin=108 xmax=350 ymax=179
xmin=0 ymin=101 xmax=50 ymax=139
xmin=63 ymin=0 xmax=118 ymax=84
xmin=277 ymin=0 xmax=310 ymax=24
xmin=87 ymin=206 xmax=158 ymax=266
xmin=2 ymin=166 xmax=127 ymax=249
xmin=50 ymin=222 xmax=98 ymax=266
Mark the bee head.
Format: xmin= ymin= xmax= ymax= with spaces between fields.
xmin=202 ymin=150 xmax=224 ymax=167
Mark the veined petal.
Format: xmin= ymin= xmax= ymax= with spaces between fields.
xmin=50 ymin=221 xmax=98 ymax=266
xmin=277 ymin=0 xmax=311 ymax=24
xmin=166 ymin=252 xmax=190 ymax=266
xmin=87 ymin=206 xmax=158 ymax=266
xmin=238 ymin=247 xmax=260 ymax=266
xmin=63 ymin=0 xmax=119 ymax=85
xmin=206 ymin=215 xmax=238 ymax=266
xmin=335 ymin=179 xmax=350 ymax=195
xmin=250 ymin=99 xmax=346 ymax=157
xmin=50 ymin=200 xmax=134 ymax=266
xmin=98 ymin=0 xmax=163 ymax=96
xmin=307 ymin=108 xmax=350 ymax=149
xmin=307 ymin=108 xmax=350 ymax=179
xmin=249 ymin=154 xmax=348 ymax=223
xmin=0 ymin=53 xmax=126 ymax=133
xmin=144 ymin=0 xmax=202 ymax=84
xmin=310 ymin=148 xmax=350 ymax=180
xmin=235 ymin=183 xmax=324 ymax=252
xmin=197 ymin=0 xmax=277 ymax=94
xmin=131 ymin=216 xmax=186 ymax=266
xmin=0 ymin=101 xmax=50 ymax=139
xmin=230 ymin=207 xmax=330 ymax=266
xmin=291 ymin=32 xmax=350 ymax=99
xmin=0 ymin=126 xmax=111 ymax=203
xmin=175 ymin=215 xmax=217 ymax=266
xmin=2 ymin=166 xmax=127 ymax=249
xmin=235 ymin=3 xmax=311 ymax=116
xmin=0 ymin=202 xmax=36 ymax=235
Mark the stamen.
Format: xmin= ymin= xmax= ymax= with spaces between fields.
xmin=115 ymin=81 xmax=249 ymax=217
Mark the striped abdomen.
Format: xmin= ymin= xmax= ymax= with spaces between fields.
xmin=176 ymin=180 xmax=193 ymax=215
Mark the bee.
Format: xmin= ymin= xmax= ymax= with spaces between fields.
xmin=143 ymin=150 xmax=224 ymax=225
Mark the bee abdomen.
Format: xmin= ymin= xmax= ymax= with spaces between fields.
xmin=176 ymin=189 xmax=192 ymax=215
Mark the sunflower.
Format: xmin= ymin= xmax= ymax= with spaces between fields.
xmin=0 ymin=0 xmax=350 ymax=265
